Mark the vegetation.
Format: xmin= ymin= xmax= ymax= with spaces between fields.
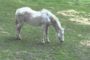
xmin=0 ymin=0 xmax=90 ymax=60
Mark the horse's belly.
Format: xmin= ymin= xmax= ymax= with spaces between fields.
xmin=24 ymin=13 xmax=51 ymax=26
xmin=25 ymin=17 xmax=43 ymax=26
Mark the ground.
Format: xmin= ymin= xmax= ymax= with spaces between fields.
xmin=0 ymin=0 xmax=90 ymax=60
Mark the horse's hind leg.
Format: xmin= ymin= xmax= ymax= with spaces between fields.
xmin=42 ymin=25 xmax=46 ymax=43
xmin=16 ymin=20 xmax=23 ymax=40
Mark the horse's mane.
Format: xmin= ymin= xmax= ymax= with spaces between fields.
xmin=41 ymin=9 xmax=62 ymax=28
xmin=41 ymin=9 xmax=56 ymax=19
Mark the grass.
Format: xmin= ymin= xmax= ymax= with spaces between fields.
xmin=0 ymin=0 xmax=90 ymax=60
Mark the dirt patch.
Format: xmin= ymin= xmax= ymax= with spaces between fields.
xmin=57 ymin=9 xmax=90 ymax=25
xmin=57 ymin=9 xmax=79 ymax=17
xmin=70 ymin=16 xmax=90 ymax=25
xmin=80 ymin=40 xmax=90 ymax=47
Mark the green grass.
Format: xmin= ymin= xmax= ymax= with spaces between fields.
xmin=0 ymin=0 xmax=90 ymax=60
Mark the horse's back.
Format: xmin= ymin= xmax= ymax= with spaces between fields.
xmin=15 ymin=7 xmax=51 ymax=26
xmin=15 ymin=7 xmax=33 ymax=15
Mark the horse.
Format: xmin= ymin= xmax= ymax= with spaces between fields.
xmin=15 ymin=7 xmax=64 ymax=43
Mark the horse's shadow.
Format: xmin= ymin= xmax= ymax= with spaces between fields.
xmin=3 ymin=36 xmax=64 ymax=49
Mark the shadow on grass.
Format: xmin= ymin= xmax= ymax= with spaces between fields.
xmin=5 ymin=36 xmax=63 ymax=45
xmin=0 ymin=35 xmax=64 ymax=53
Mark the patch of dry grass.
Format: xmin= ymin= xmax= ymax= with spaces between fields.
xmin=57 ymin=9 xmax=90 ymax=25
xmin=80 ymin=40 xmax=90 ymax=47
xmin=70 ymin=16 xmax=90 ymax=25
xmin=57 ymin=9 xmax=79 ymax=17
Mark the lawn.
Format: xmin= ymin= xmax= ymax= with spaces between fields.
xmin=0 ymin=0 xmax=90 ymax=60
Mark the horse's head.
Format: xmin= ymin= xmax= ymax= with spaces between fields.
xmin=49 ymin=14 xmax=64 ymax=42
xmin=50 ymin=16 xmax=64 ymax=42
xmin=42 ymin=9 xmax=65 ymax=42
xmin=51 ymin=17 xmax=64 ymax=42
xmin=57 ymin=27 xmax=64 ymax=42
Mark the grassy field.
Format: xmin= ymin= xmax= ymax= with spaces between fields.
xmin=0 ymin=0 xmax=90 ymax=60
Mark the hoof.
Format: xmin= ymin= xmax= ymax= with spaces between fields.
xmin=46 ymin=40 xmax=50 ymax=43
xmin=41 ymin=41 xmax=45 ymax=44
xmin=41 ymin=40 xmax=46 ymax=44
xmin=60 ymin=40 xmax=64 ymax=43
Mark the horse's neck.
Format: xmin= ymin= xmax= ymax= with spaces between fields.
xmin=51 ymin=18 xmax=61 ymax=33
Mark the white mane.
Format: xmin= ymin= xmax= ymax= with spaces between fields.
xmin=41 ymin=9 xmax=62 ymax=29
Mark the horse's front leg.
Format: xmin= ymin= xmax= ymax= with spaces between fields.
xmin=16 ymin=22 xmax=23 ymax=40
xmin=42 ymin=24 xmax=50 ymax=43
xmin=45 ymin=24 xmax=50 ymax=43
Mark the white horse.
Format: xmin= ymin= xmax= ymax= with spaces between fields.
xmin=15 ymin=7 xmax=64 ymax=43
